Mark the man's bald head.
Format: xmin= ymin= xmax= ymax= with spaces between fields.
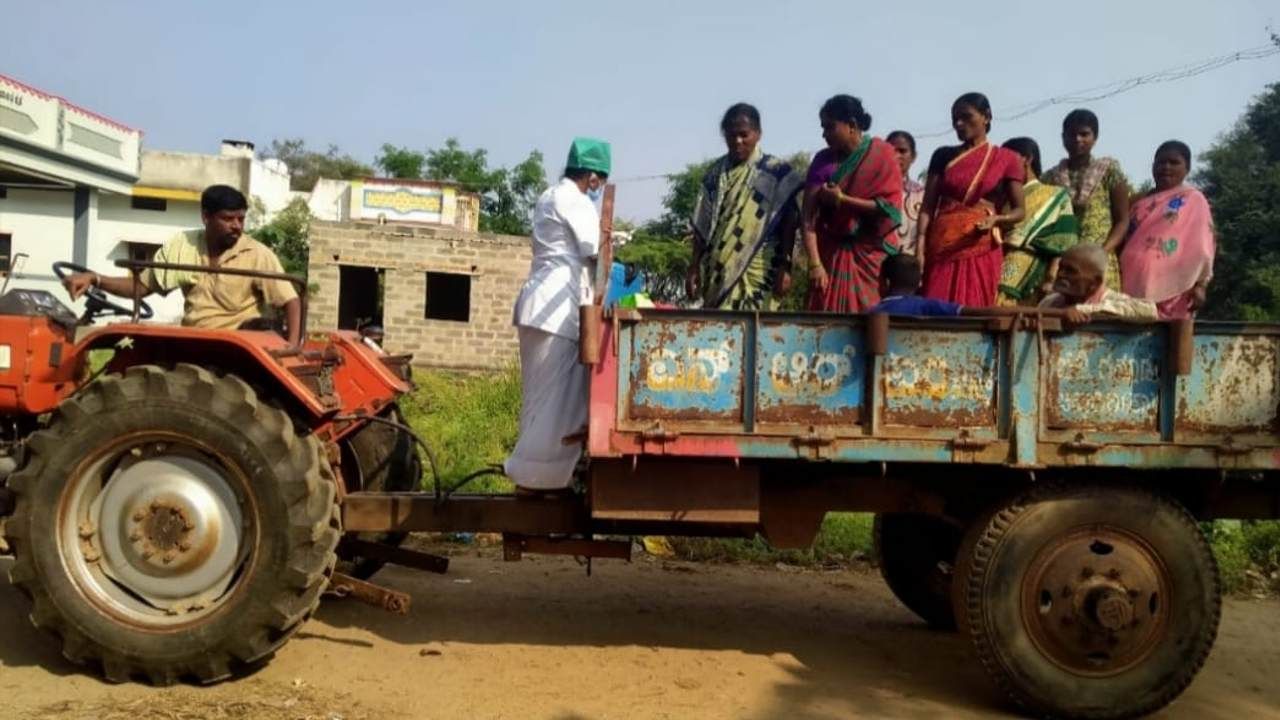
xmin=1053 ymin=244 xmax=1108 ymax=303
xmin=1064 ymin=244 xmax=1108 ymax=276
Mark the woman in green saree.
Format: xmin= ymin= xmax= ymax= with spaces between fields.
xmin=687 ymin=103 xmax=804 ymax=309
xmin=997 ymin=137 xmax=1079 ymax=306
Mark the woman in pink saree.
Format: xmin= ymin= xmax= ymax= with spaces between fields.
xmin=1119 ymin=141 xmax=1215 ymax=319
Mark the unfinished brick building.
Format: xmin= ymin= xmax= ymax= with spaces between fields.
xmin=307 ymin=219 xmax=531 ymax=371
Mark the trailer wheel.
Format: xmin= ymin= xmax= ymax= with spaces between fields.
xmin=872 ymin=513 xmax=960 ymax=630
xmin=953 ymin=484 xmax=1220 ymax=719
xmin=5 ymin=364 xmax=340 ymax=684
xmin=337 ymin=404 xmax=422 ymax=579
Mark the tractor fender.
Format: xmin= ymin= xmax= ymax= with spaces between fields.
xmin=75 ymin=325 xmax=333 ymax=419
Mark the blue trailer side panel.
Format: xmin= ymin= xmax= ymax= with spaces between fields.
xmin=1177 ymin=332 xmax=1280 ymax=434
xmin=606 ymin=311 xmax=1280 ymax=471
xmin=881 ymin=328 xmax=999 ymax=430
xmin=627 ymin=318 xmax=746 ymax=424
xmin=756 ymin=321 xmax=865 ymax=427
xmin=1045 ymin=330 xmax=1164 ymax=433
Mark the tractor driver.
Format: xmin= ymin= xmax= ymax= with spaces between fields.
xmin=61 ymin=185 xmax=303 ymax=345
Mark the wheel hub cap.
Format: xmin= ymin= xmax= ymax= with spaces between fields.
xmin=1022 ymin=527 xmax=1171 ymax=677
xmin=90 ymin=453 xmax=244 ymax=614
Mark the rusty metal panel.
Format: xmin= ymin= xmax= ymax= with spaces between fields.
xmin=1177 ymin=333 xmax=1280 ymax=433
xmin=755 ymin=321 xmax=864 ymax=426
xmin=882 ymin=328 xmax=998 ymax=428
xmin=503 ymin=536 xmax=632 ymax=561
xmin=625 ymin=318 xmax=746 ymax=423
xmin=590 ymin=460 xmax=760 ymax=523
xmin=1047 ymin=331 xmax=1162 ymax=432
xmin=342 ymin=493 xmax=589 ymax=534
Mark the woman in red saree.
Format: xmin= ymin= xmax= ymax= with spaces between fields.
xmin=802 ymin=94 xmax=904 ymax=312
xmin=916 ymin=93 xmax=1026 ymax=306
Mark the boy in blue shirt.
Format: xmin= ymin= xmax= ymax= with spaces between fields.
xmin=872 ymin=255 xmax=1089 ymax=325
xmin=872 ymin=255 xmax=964 ymax=316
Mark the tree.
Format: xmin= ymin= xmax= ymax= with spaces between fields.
xmin=610 ymin=159 xmax=711 ymax=304
xmin=375 ymin=144 xmax=426 ymax=180
xmin=1197 ymin=83 xmax=1280 ymax=320
xmin=644 ymin=159 xmax=715 ymax=239
xmin=425 ymin=138 xmax=503 ymax=191
xmin=487 ymin=150 xmax=547 ymax=235
xmin=615 ymin=228 xmax=693 ymax=303
xmin=424 ymin=138 xmax=547 ymax=235
xmin=262 ymin=138 xmax=374 ymax=192
xmin=253 ymin=197 xmax=312 ymax=276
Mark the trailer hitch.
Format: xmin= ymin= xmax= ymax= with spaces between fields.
xmin=328 ymin=572 xmax=411 ymax=614
xmin=502 ymin=534 xmax=632 ymax=577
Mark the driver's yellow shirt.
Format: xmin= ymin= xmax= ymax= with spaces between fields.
xmin=139 ymin=230 xmax=298 ymax=330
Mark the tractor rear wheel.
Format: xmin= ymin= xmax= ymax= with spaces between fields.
xmin=4 ymin=364 xmax=340 ymax=684
xmin=872 ymin=513 xmax=961 ymax=630
xmin=337 ymin=404 xmax=421 ymax=579
xmin=953 ymin=483 xmax=1220 ymax=719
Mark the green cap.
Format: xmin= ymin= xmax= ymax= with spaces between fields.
xmin=566 ymin=137 xmax=611 ymax=175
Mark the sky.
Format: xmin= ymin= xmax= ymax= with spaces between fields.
xmin=3 ymin=0 xmax=1277 ymax=223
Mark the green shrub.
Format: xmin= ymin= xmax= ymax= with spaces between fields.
xmin=812 ymin=513 xmax=875 ymax=560
xmin=1207 ymin=522 xmax=1252 ymax=594
xmin=1204 ymin=520 xmax=1280 ymax=596
xmin=398 ymin=367 xmax=521 ymax=493
xmin=1242 ymin=520 xmax=1280 ymax=571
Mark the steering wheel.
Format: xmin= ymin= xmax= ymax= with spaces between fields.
xmin=53 ymin=261 xmax=154 ymax=321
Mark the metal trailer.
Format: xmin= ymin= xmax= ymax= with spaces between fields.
xmin=4 ymin=243 xmax=1278 ymax=719
xmin=341 ymin=307 xmax=1280 ymax=719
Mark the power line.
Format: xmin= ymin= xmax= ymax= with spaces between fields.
xmin=612 ymin=42 xmax=1280 ymax=182
xmin=916 ymin=43 xmax=1280 ymax=139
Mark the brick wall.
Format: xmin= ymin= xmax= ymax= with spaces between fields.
xmin=308 ymin=220 xmax=531 ymax=371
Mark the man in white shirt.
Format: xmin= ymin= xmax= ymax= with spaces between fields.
xmin=1040 ymin=244 xmax=1159 ymax=323
xmin=504 ymin=137 xmax=611 ymax=490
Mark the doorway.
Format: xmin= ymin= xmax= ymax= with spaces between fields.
xmin=338 ymin=265 xmax=384 ymax=331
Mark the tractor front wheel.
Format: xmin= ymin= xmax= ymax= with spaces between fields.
xmin=4 ymin=364 xmax=340 ymax=684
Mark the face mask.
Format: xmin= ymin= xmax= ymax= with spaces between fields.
xmin=587 ymin=185 xmax=604 ymax=202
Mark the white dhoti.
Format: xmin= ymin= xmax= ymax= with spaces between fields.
xmin=503 ymin=326 xmax=588 ymax=489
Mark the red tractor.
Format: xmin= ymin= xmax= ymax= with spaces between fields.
xmin=0 ymin=259 xmax=420 ymax=683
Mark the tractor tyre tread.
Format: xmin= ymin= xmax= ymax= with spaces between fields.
xmin=953 ymin=482 xmax=1220 ymax=720
xmin=5 ymin=363 xmax=339 ymax=685
xmin=872 ymin=512 xmax=960 ymax=630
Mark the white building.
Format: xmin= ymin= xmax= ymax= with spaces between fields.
xmin=0 ymin=73 xmax=293 ymax=323
xmin=308 ymin=175 xmax=481 ymax=232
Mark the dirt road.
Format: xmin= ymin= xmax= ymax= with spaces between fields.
xmin=2 ymin=546 xmax=1277 ymax=720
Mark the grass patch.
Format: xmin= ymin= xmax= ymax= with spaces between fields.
xmin=399 ymin=367 xmax=521 ymax=493
xmin=88 ymin=349 xmax=114 ymax=373
xmin=668 ymin=513 xmax=874 ymax=567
